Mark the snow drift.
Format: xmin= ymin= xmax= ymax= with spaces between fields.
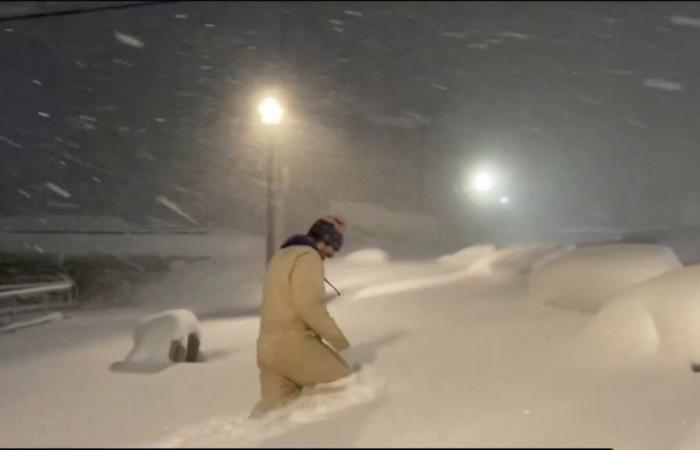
xmin=489 ymin=245 xmax=563 ymax=274
xmin=154 ymin=364 xmax=386 ymax=447
xmin=437 ymin=244 xmax=495 ymax=267
xmin=566 ymin=265 xmax=700 ymax=371
xmin=565 ymin=295 xmax=660 ymax=370
xmin=529 ymin=244 xmax=682 ymax=311
xmin=437 ymin=244 xmax=564 ymax=275
xmin=471 ymin=244 xmax=565 ymax=276
xmin=343 ymin=248 xmax=389 ymax=265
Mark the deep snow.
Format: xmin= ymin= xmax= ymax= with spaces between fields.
xmin=2 ymin=240 xmax=700 ymax=449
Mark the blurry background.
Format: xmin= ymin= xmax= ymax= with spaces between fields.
xmin=2 ymin=1 xmax=700 ymax=307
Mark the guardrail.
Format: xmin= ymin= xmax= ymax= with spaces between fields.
xmin=0 ymin=274 xmax=79 ymax=322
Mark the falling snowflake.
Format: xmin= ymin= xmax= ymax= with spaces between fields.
xmin=644 ymin=78 xmax=683 ymax=92
xmin=113 ymin=58 xmax=134 ymax=67
xmin=114 ymin=31 xmax=145 ymax=48
xmin=46 ymin=182 xmax=71 ymax=199
xmin=17 ymin=189 xmax=31 ymax=198
xmin=0 ymin=136 xmax=22 ymax=148
xmin=156 ymin=195 xmax=198 ymax=225
xmin=670 ymin=15 xmax=700 ymax=28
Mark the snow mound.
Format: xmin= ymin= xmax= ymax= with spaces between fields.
xmin=119 ymin=309 xmax=199 ymax=369
xmin=344 ymin=248 xmax=389 ymax=264
xmin=154 ymin=364 xmax=386 ymax=447
xmin=350 ymin=244 xmax=554 ymax=300
xmin=484 ymin=245 xmax=565 ymax=275
xmin=437 ymin=244 xmax=495 ymax=266
xmin=529 ymin=244 xmax=681 ymax=311
xmin=567 ymin=265 xmax=700 ymax=370
xmin=613 ymin=266 xmax=700 ymax=362
xmin=351 ymin=263 xmax=475 ymax=300
xmin=566 ymin=297 xmax=659 ymax=371
xmin=529 ymin=245 xmax=575 ymax=272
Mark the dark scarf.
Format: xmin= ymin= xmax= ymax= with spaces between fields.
xmin=281 ymin=234 xmax=318 ymax=253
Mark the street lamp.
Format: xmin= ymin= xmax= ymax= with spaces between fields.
xmin=257 ymin=96 xmax=284 ymax=264
xmin=258 ymin=97 xmax=284 ymax=125
xmin=471 ymin=171 xmax=495 ymax=192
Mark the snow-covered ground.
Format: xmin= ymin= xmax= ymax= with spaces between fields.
xmin=3 ymin=241 xmax=700 ymax=448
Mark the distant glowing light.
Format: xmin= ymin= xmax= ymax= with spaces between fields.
xmin=500 ymin=196 xmax=510 ymax=204
xmin=258 ymin=97 xmax=284 ymax=125
xmin=471 ymin=172 xmax=495 ymax=192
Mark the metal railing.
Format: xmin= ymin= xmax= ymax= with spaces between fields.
xmin=0 ymin=273 xmax=79 ymax=322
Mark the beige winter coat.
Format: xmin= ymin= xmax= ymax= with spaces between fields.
xmin=258 ymin=245 xmax=349 ymax=350
xmin=251 ymin=245 xmax=351 ymax=417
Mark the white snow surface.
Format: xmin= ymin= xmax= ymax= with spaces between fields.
xmin=529 ymin=244 xmax=682 ymax=311
xmin=584 ymin=266 xmax=700 ymax=365
xmin=485 ymin=244 xmax=566 ymax=275
xmin=437 ymin=244 xmax=496 ymax=266
xmin=343 ymin=248 xmax=389 ymax=264
xmin=0 ymin=312 xmax=65 ymax=333
xmin=4 ymin=242 xmax=700 ymax=448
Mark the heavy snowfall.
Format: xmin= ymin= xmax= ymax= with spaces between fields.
xmin=3 ymin=2 xmax=700 ymax=449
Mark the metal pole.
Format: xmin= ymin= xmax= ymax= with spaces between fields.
xmin=266 ymin=136 xmax=276 ymax=264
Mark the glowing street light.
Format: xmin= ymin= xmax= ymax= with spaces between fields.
xmin=500 ymin=196 xmax=510 ymax=205
xmin=258 ymin=97 xmax=284 ymax=125
xmin=257 ymin=96 xmax=285 ymax=263
xmin=471 ymin=172 xmax=495 ymax=192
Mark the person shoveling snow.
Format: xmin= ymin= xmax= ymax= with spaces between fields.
xmin=251 ymin=216 xmax=356 ymax=418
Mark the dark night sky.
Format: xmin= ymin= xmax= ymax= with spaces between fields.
xmin=2 ymin=1 xmax=700 ymax=245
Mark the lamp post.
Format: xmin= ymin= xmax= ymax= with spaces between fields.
xmin=257 ymin=97 xmax=284 ymax=264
